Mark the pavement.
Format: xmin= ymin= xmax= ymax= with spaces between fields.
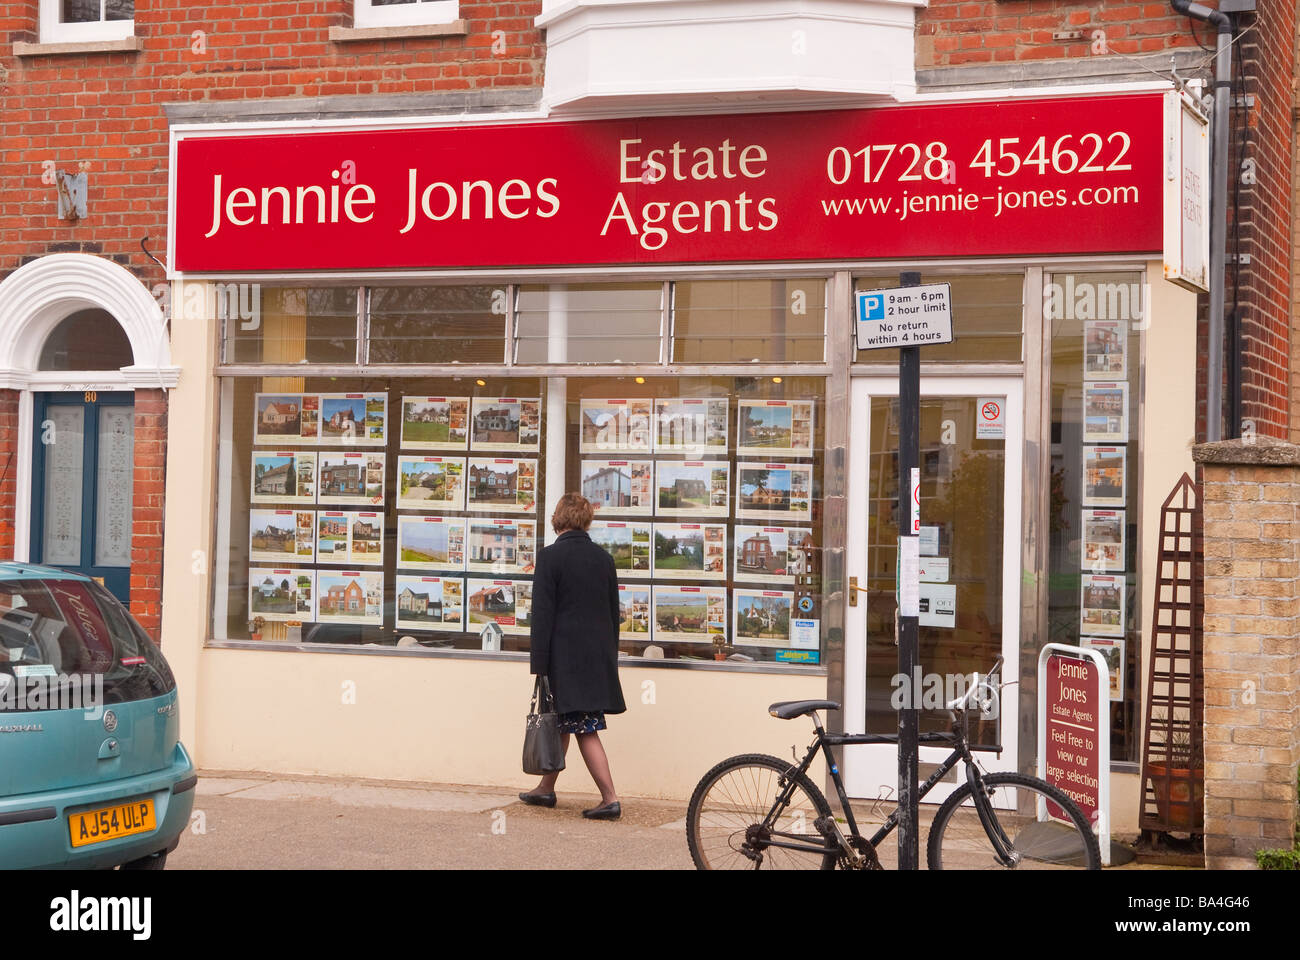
xmin=168 ymin=770 xmax=697 ymax=869
xmin=169 ymin=769 xmax=1168 ymax=870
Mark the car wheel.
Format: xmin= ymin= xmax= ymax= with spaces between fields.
xmin=119 ymin=851 xmax=168 ymax=870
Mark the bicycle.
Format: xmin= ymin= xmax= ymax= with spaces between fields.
xmin=685 ymin=658 xmax=1102 ymax=870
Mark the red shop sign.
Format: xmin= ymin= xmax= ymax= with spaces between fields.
xmin=173 ymin=94 xmax=1164 ymax=272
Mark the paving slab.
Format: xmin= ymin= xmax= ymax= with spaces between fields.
xmin=223 ymin=779 xmax=514 ymax=814
xmin=194 ymin=778 xmax=270 ymax=797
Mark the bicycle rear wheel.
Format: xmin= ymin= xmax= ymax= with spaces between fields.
xmin=926 ymin=772 xmax=1101 ymax=870
xmin=686 ymin=753 xmax=837 ymax=870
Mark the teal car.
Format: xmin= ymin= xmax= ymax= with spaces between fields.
xmin=0 ymin=563 xmax=195 ymax=869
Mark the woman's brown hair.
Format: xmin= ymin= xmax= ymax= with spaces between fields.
xmin=551 ymin=492 xmax=595 ymax=533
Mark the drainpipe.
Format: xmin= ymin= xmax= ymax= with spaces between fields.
xmin=1170 ymin=0 xmax=1231 ymax=441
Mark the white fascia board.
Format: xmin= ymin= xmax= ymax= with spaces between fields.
xmin=536 ymin=0 xmax=925 ymax=29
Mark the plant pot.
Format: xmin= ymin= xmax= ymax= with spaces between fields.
xmin=714 ymin=652 xmax=727 ymax=661
xmin=1147 ymin=764 xmax=1204 ymax=830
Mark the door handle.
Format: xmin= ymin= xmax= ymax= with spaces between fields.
xmin=848 ymin=576 xmax=859 ymax=607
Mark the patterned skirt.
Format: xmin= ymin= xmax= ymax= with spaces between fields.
xmin=557 ymin=710 xmax=607 ymax=735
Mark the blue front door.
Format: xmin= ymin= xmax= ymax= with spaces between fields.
xmin=30 ymin=391 xmax=135 ymax=604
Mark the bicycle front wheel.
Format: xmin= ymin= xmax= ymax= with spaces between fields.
xmin=926 ymin=772 xmax=1102 ymax=870
xmin=686 ymin=753 xmax=837 ymax=870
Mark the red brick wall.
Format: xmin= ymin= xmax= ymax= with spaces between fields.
xmin=0 ymin=390 xmax=18 ymax=562
xmin=917 ymin=1 xmax=1207 ymax=67
xmin=1293 ymin=29 xmax=1300 ymax=446
xmin=131 ymin=389 xmax=167 ymax=641
xmin=1230 ymin=3 xmax=1295 ymax=440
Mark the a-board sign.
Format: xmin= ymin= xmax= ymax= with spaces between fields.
xmin=1037 ymin=643 xmax=1111 ymax=865
xmin=855 ymin=283 xmax=954 ymax=350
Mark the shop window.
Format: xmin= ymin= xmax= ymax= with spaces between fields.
xmin=354 ymin=0 xmax=458 ymax=29
xmin=222 ymin=287 xmax=359 ymax=365
xmin=568 ymin=375 xmax=825 ymax=665
xmin=1046 ymin=270 xmax=1143 ymax=763
xmin=38 ymin=309 xmax=134 ymax=371
xmin=367 ymin=286 xmax=506 ymax=364
xmin=220 ymin=375 xmax=546 ymax=650
xmin=514 ymin=283 xmax=663 ymax=364
xmin=214 ymin=370 xmax=828 ymax=668
xmin=853 ymin=273 xmax=1023 ymax=363
xmin=671 ymin=279 xmax=825 ymax=363
xmin=40 ymin=0 xmax=133 ymax=43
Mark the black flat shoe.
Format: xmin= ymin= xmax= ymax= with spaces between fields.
xmin=582 ymin=800 xmax=621 ymax=820
xmin=518 ymin=791 xmax=556 ymax=808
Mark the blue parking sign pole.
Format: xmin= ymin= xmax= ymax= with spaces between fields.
xmin=897 ymin=270 xmax=921 ymax=871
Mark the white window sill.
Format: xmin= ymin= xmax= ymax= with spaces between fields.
xmin=330 ymin=20 xmax=468 ymax=42
xmin=14 ymin=36 xmax=143 ymax=56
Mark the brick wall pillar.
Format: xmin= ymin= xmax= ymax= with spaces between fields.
xmin=1192 ymin=439 xmax=1300 ymax=868
xmin=0 ymin=389 xmax=18 ymax=561
xmin=131 ymin=388 xmax=167 ymax=642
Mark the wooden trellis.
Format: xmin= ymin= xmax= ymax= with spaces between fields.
xmin=1138 ymin=473 xmax=1204 ymax=840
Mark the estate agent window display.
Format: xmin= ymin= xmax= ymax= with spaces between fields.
xmin=215 ymin=284 xmax=830 ymax=669
xmin=567 ymin=375 xmax=825 ymax=666
xmin=231 ymin=376 xmax=548 ymax=649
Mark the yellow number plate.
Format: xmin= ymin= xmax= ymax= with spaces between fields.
xmin=69 ymin=798 xmax=156 ymax=848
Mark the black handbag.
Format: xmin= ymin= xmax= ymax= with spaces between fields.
xmin=522 ymin=676 xmax=566 ymax=775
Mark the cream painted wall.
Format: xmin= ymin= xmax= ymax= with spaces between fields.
xmin=1112 ymin=261 xmax=1197 ymax=835
xmin=1110 ymin=771 xmax=1142 ymax=835
xmin=195 ymin=650 xmax=826 ymax=798
xmin=158 ymin=280 xmax=219 ymax=758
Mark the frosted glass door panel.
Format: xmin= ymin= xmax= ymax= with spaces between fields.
xmin=95 ymin=406 xmax=134 ymax=567
xmin=42 ymin=406 xmax=85 ymax=565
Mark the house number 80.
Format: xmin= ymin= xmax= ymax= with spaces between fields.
xmin=84 ymin=391 xmax=97 ymax=402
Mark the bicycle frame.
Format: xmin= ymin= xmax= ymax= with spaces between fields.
xmin=753 ymin=715 xmax=1013 ymax=864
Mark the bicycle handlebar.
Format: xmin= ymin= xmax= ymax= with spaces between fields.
xmin=945 ymin=656 xmax=1008 ymax=713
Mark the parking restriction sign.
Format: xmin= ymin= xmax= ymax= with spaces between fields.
xmin=976 ymin=397 xmax=1005 ymax=439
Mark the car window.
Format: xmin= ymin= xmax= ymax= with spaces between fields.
xmin=0 ymin=578 xmax=174 ymax=709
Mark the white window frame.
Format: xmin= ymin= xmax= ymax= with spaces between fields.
xmin=39 ymin=0 xmax=134 ymax=44
xmin=354 ymin=0 xmax=458 ymax=29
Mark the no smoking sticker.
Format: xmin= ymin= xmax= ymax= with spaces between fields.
xmin=976 ymin=397 xmax=1005 ymax=439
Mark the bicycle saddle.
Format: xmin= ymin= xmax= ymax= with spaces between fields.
xmin=768 ymin=699 xmax=840 ymax=719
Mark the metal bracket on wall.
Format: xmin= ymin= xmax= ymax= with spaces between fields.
xmin=55 ymin=171 xmax=87 ymax=221
xmin=1227 ymin=253 xmax=1251 ymax=265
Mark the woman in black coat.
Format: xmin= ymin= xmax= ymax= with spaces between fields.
xmin=520 ymin=493 xmax=627 ymax=819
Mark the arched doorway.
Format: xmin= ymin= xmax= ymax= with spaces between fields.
xmin=0 ymin=254 xmax=178 ymax=630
